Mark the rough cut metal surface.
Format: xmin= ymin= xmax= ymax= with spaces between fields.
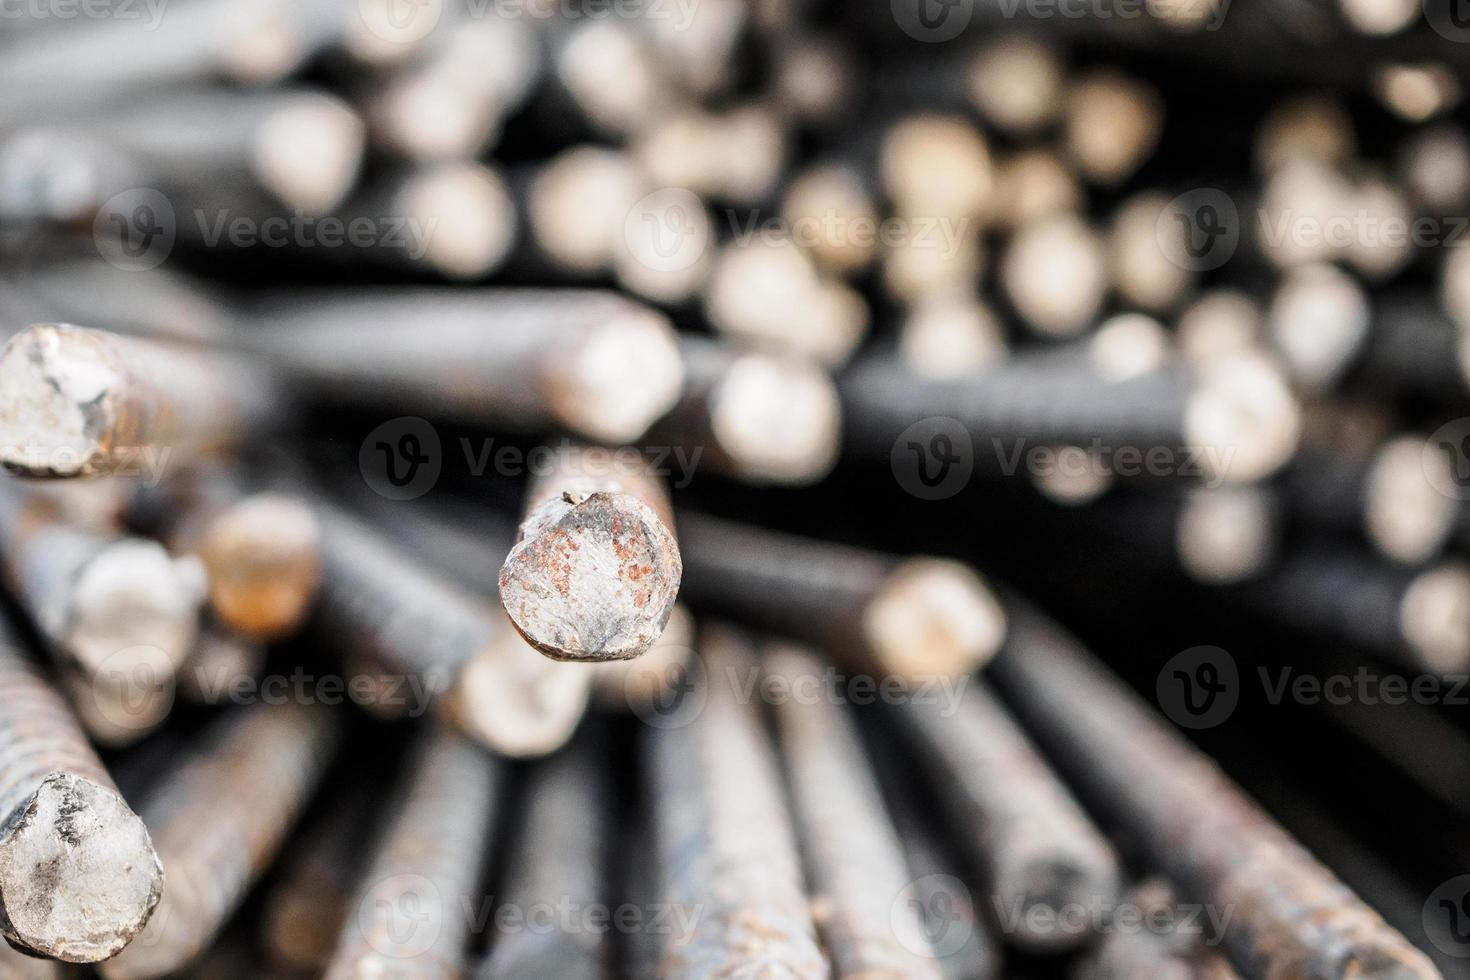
xmin=323 ymin=725 xmax=500 ymax=980
xmin=677 ymin=511 xmax=1005 ymax=682
xmin=473 ymin=725 xmax=607 ymax=980
xmin=0 ymin=624 xmax=161 ymax=964
xmin=193 ymin=492 xmax=322 ymax=641
xmin=0 ymin=323 xmax=277 ymax=479
xmin=647 ymin=625 xmax=830 ymax=980
xmin=896 ymin=678 xmax=1120 ymax=953
xmin=993 ymin=598 xmax=1442 ymax=980
xmin=768 ymin=644 xmax=944 ymax=979
xmin=101 ymin=701 xmax=341 ymax=980
xmin=500 ymin=446 xmax=682 ymax=663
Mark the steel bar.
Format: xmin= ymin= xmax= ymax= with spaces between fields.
xmin=645 ymin=625 xmax=829 ymax=979
xmin=499 ymin=444 xmax=682 ymax=663
xmin=101 ymin=701 xmax=341 ymax=979
xmin=677 ymin=511 xmax=1006 ymax=683
xmin=991 ymin=597 xmax=1441 ymax=980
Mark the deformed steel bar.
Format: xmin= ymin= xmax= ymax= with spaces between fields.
xmin=991 ymin=596 xmax=1442 ymax=980
xmin=677 ymin=511 xmax=1007 ymax=683
xmin=472 ymin=723 xmax=609 ymax=980
xmin=321 ymin=724 xmax=501 ymax=980
xmin=241 ymin=289 xmax=685 ymax=444
xmin=1072 ymin=879 xmax=1242 ymax=980
xmin=645 ymin=625 xmax=830 ymax=979
xmin=768 ymin=643 xmax=946 ymax=977
xmin=893 ymin=677 xmax=1120 ymax=953
xmin=101 ymin=700 xmax=342 ymax=980
xmin=0 ymin=323 xmax=283 ymax=480
xmin=0 ymin=616 xmax=161 ymax=963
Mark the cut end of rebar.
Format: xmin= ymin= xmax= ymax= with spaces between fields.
xmin=861 ymin=559 xmax=1007 ymax=681
xmin=1366 ymin=436 xmax=1458 ymax=566
xmin=710 ymin=352 xmax=841 ymax=484
xmin=1088 ymin=313 xmax=1169 ymax=382
xmin=0 ymin=324 xmax=117 ymax=478
xmin=531 ymin=147 xmax=644 ymax=275
xmin=198 ymin=493 xmax=322 ymax=640
xmin=253 ymin=94 xmax=365 ymax=215
xmin=69 ymin=538 xmax=198 ymax=680
xmin=1400 ymin=563 xmax=1470 ymax=675
xmin=452 ymin=632 xmax=593 ymax=758
xmin=1177 ymin=486 xmax=1276 ymax=584
xmin=1185 ymin=353 xmax=1302 ymax=484
xmin=401 ymin=163 xmax=516 ymax=280
xmin=500 ymin=491 xmax=683 ymax=662
xmin=0 ymin=773 xmax=162 ymax=963
xmin=548 ymin=308 xmax=685 ymax=444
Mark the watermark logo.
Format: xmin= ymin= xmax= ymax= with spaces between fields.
xmin=359 ymin=0 xmax=445 ymax=47
xmin=0 ymin=0 xmax=169 ymax=28
xmin=893 ymin=875 xmax=977 ymax=958
xmin=359 ymin=873 xmax=442 ymax=958
xmin=1424 ymin=0 xmax=1470 ymax=42
xmin=892 ymin=0 xmax=974 ymax=40
xmin=1425 ymin=419 xmax=1470 ymax=501
xmin=891 ymin=417 xmax=975 ymax=501
xmin=625 ymin=646 xmax=708 ymax=730
xmin=1425 ymin=876 xmax=1470 ymax=957
xmin=93 ymin=188 xmax=175 ymax=271
xmin=360 ymin=417 xmax=442 ymax=500
xmin=623 ymin=188 xmax=711 ymax=274
xmin=1156 ymin=646 xmax=1239 ymax=729
xmin=1157 ymin=188 xmax=1239 ymax=271
xmin=89 ymin=644 xmax=176 ymax=735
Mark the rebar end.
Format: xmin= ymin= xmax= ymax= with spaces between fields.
xmin=1400 ymin=562 xmax=1470 ymax=675
xmin=0 ymin=323 xmax=115 ymax=479
xmin=1177 ymin=486 xmax=1277 ymax=584
xmin=0 ymin=773 xmax=162 ymax=963
xmin=69 ymin=538 xmax=199 ymax=680
xmin=1366 ymin=436 xmax=1458 ymax=566
xmin=198 ymin=493 xmax=323 ymax=640
xmin=401 ymin=163 xmax=516 ymax=280
xmin=1185 ymin=353 xmax=1302 ymax=484
xmin=711 ymin=352 xmax=841 ymax=485
xmin=547 ymin=308 xmax=685 ymax=444
xmin=862 ymin=559 xmax=1007 ymax=681
xmin=500 ymin=490 xmax=682 ymax=662
xmin=451 ymin=629 xmax=592 ymax=758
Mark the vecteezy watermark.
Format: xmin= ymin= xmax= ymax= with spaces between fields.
xmin=358 ymin=422 xmax=705 ymax=501
xmin=623 ymin=187 xmax=712 ymax=276
xmin=0 ymin=0 xmax=169 ymax=27
xmin=184 ymin=666 xmax=447 ymax=718
xmin=192 ymin=210 xmax=442 ymax=258
xmin=1425 ymin=876 xmax=1470 ymax=958
xmin=1156 ymin=646 xmax=1470 ymax=729
xmin=892 ymin=875 xmax=979 ymax=959
xmin=991 ymin=893 xmax=1234 ymax=946
xmin=1156 ymin=646 xmax=1240 ymax=730
xmin=891 ymin=418 xmax=976 ymax=502
xmin=0 ymin=444 xmax=174 ymax=484
xmin=1424 ymin=419 xmax=1470 ymax=501
xmin=726 ymin=210 xmax=972 ymax=259
xmin=1157 ymin=188 xmax=1240 ymax=272
xmin=724 ymin=661 xmax=971 ymax=716
xmin=1424 ymin=0 xmax=1470 ymax=43
xmin=893 ymin=0 xmax=1229 ymax=40
xmin=93 ymin=188 xmax=176 ymax=272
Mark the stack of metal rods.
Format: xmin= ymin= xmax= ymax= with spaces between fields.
xmin=0 ymin=0 xmax=1466 ymax=978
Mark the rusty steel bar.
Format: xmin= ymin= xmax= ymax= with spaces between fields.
xmin=645 ymin=624 xmax=830 ymax=979
xmin=0 ymin=617 xmax=161 ymax=963
xmin=243 ymin=289 xmax=685 ymax=444
xmin=992 ymin=596 xmax=1442 ymax=980
xmin=768 ymin=643 xmax=946 ymax=977
xmin=593 ymin=602 xmax=696 ymax=715
xmin=893 ymin=677 xmax=1120 ymax=952
xmin=322 ymin=724 xmax=501 ymax=980
xmin=0 ymin=323 xmax=281 ymax=480
xmin=677 ymin=511 xmax=1006 ymax=683
xmin=101 ymin=701 xmax=342 ymax=980
xmin=499 ymin=444 xmax=682 ymax=663
xmin=472 ymin=724 xmax=609 ymax=980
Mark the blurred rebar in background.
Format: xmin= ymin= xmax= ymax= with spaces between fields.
xmin=1 ymin=0 xmax=1470 ymax=976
